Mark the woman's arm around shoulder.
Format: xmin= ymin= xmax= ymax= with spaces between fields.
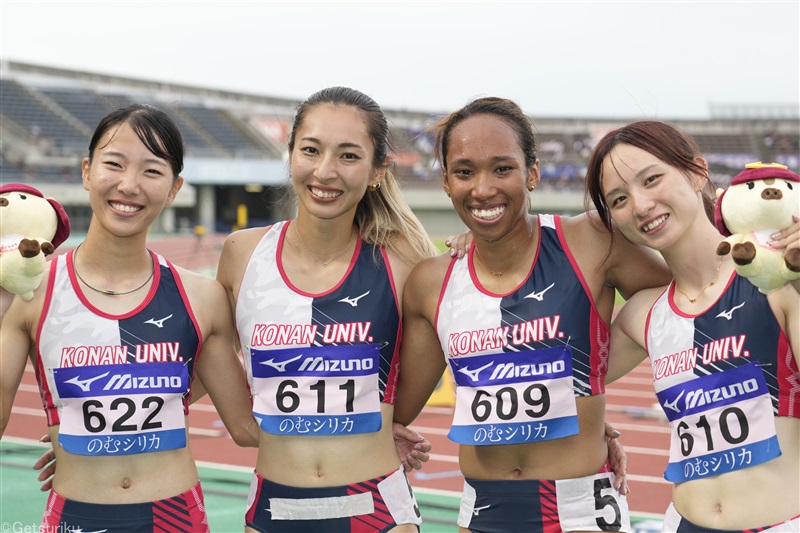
xmin=178 ymin=268 xmax=259 ymax=447
xmin=568 ymin=212 xmax=671 ymax=299
xmin=393 ymin=254 xmax=450 ymax=426
xmin=607 ymin=287 xmax=664 ymax=383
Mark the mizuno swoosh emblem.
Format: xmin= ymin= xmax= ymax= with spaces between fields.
xmin=260 ymin=354 xmax=303 ymax=372
xmin=145 ymin=314 xmax=173 ymax=328
xmin=339 ymin=291 xmax=370 ymax=307
xmin=716 ymin=302 xmax=745 ymax=321
xmin=524 ymin=283 xmax=555 ymax=301
xmin=662 ymin=389 xmax=685 ymax=414
xmin=457 ymin=362 xmax=494 ymax=382
xmin=473 ymin=505 xmax=490 ymax=516
xmin=63 ymin=372 xmax=110 ymax=392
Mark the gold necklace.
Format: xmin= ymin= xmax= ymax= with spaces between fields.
xmin=73 ymin=244 xmax=155 ymax=296
xmin=473 ymin=224 xmax=534 ymax=277
xmin=293 ymin=222 xmax=355 ymax=267
xmin=675 ymin=257 xmax=723 ymax=303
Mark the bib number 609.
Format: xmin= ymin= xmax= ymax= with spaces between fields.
xmin=471 ymin=384 xmax=550 ymax=422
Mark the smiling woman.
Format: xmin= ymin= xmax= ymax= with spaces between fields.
xmin=393 ymin=97 xmax=672 ymax=533
xmin=0 ymin=104 xmax=259 ymax=532
xmin=584 ymin=120 xmax=800 ymax=532
xmin=215 ymin=86 xmax=441 ymax=533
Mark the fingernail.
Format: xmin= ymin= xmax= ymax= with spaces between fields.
xmin=449 ymin=249 xmax=456 ymax=257
xmin=612 ymin=430 xmax=621 ymax=437
xmin=770 ymin=232 xmax=781 ymax=240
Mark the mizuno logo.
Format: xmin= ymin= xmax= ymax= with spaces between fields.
xmin=524 ymin=283 xmax=555 ymax=301
xmin=662 ymin=389 xmax=684 ymax=413
xmin=685 ymin=378 xmax=758 ymax=410
xmin=63 ymin=372 xmax=110 ymax=392
xmin=716 ymin=303 xmax=745 ymax=321
xmin=145 ymin=314 xmax=173 ymax=328
xmin=339 ymin=291 xmax=370 ymax=307
xmin=457 ymin=362 xmax=494 ymax=382
xmin=260 ymin=354 xmax=303 ymax=372
xmin=473 ymin=505 xmax=490 ymax=516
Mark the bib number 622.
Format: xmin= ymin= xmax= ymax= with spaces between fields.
xmin=82 ymin=396 xmax=164 ymax=433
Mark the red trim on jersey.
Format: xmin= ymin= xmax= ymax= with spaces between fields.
xmin=277 ymin=221 xmax=362 ymax=298
xmin=666 ymin=272 xmax=737 ymax=319
xmin=554 ymin=216 xmax=610 ymax=394
xmin=41 ymin=490 xmax=66 ymax=529
xmin=35 ymin=258 xmax=60 ymax=425
xmin=167 ymin=257 xmax=203 ymax=414
xmin=539 ymin=479 xmax=560 ymax=533
xmin=777 ymin=332 xmax=800 ymax=417
xmin=347 ymin=475 xmax=393 ymax=532
xmin=66 ymin=248 xmax=162 ymax=320
xmin=245 ymin=473 xmax=263 ymax=524
xmin=381 ymin=247 xmax=401 ymax=405
xmin=468 ymin=239 xmax=537 ymax=298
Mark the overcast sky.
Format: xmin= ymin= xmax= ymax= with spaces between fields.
xmin=2 ymin=1 xmax=798 ymax=119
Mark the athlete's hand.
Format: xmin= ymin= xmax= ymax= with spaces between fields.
xmin=34 ymin=434 xmax=56 ymax=492
xmin=605 ymin=423 xmax=630 ymax=495
xmin=768 ymin=215 xmax=800 ymax=294
xmin=445 ymin=231 xmax=473 ymax=259
xmin=392 ymin=423 xmax=431 ymax=472
xmin=768 ymin=214 xmax=800 ymax=251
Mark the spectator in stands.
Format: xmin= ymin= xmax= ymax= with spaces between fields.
xmin=215 ymin=87 xmax=435 ymax=532
xmin=0 ymin=104 xmax=259 ymax=531
xmin=393 ymin=97 xmax=671 ymax=532
xmin=585 ymin=120 xmax=800 ymax=533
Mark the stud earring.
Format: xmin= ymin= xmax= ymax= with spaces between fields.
xmin=368 ymin=182 xmax=381 ymax=192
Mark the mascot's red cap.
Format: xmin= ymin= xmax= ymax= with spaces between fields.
xmin=714 ymin=163 xmax=800 ymax=237
xmin=0 ymin=183 xmax=71 ymax=249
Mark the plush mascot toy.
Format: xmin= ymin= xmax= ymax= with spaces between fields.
xmin=0 ymin=183 xmax=71 ymax=300
xmin=715 ymin=162 xmax=800 ymax=294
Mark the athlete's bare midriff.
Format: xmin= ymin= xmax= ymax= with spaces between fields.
xmin=48 ymin=422 xmax=199 ymax=503
xmin=255 ymin=405 xmax=402 ymax=487
xmin=458 ymin=395 xmax=608 ymax=480
xmin=673 ymin=416 xmax=800 ymax=529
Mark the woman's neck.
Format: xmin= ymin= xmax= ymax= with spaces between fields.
xmin=79 ymin=226 xmax=152 ymax=275
xmin=662 ymin=219 xmax=731 ymax=294
xmin=473 ymin=215 xmax=537 ymax=277
xmin=292 ymin=214 xmax=358 ymax=256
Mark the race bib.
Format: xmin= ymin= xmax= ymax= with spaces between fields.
xmin=657 ymin=363 xmax=781 ymax=482
xmin=53 ymin=362 xmax=188 ymax=456
xmin=447 ymin=346 xmax=579 ymax=445
xmin=251 ymin=343 xmax=381 ymax=436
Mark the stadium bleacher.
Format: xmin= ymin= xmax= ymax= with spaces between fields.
xmin=1 ymin=60 xmax=798 ymax=235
